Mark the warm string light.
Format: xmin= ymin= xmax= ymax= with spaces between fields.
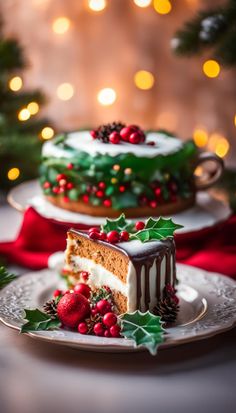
xmin=153 ymin=0 xmax=172 ymax=15
xmin=57 ymin=83 xmax=74 ymax=100
xmin=97 ymin=88 xmax=117 ymax=106
xmin=41 ymin=127 xmax=55 ymax=140
xmin=27 ymin=102 xmax=39 ymax=115
xmin=88 ymin=0 xmax=107 ymax=12
xmin=203 ymin=60 xmax=220 ymax=78
xmin=52 ymin=17 xmax=71 ymax=34
xmin=193 ymin=128 xmax=208 ymax=147
xmin=18 ymin=108 xmax=31 ymax=121
xmin=7 ymin=167 xmax=20 ymax=181
xmin=234 ymin=115 xmax=236 ymax=127
xmin=208 ymin=133 xmax=229 ymax=158
xmin=133 ymin=0 xmax=152 ymax=8
xmin=134 ymin=70 xmax=155 ymax=90
xmin=9 ymin=76 xmax=23 ymax=91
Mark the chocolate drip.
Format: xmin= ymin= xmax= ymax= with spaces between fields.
xmin=155 ymin=256 xmax=162 ymax=301
xmin=144 ymin=261 xmax=153 ymax=311
xmin=165 ymin=249 xmax=171 ymax=285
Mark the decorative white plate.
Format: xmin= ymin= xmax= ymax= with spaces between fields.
xmin=8 ymin=180 xmax=231 ymax=234
xmin=0 ymin=264 xmax=235 ymax=353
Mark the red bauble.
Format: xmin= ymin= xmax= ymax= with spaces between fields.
xmin=53 ymin=289 xmax=62 ymax=298
xmin=109 ymin=324 xmax=121 ymax=338
xmin=129 ymin=132 xmax=141 ymax=144
xmin=82 ymin=194 xmax=89 ymax=203
xmin=78 ymin=322 xmax=88 ymax=334
xmin=149 ymin=200 xmax=157 ymax=208
xmin=135 ymin=221 xmax=145 ymax=231
xmin=81 ymin=271 xmax=89 ymax=281
xmin=96 ymin=190 xmax=104 ymax=198
xmin=56 ymin=173 xmax=66 ymax=182
xmin=98 ymin=181 xmax=106 ymax=189
xmin=107 ymin=230 xmax=119 ymax=244
xmin=67 ymin=163 xmax=74 ymax=170
xmin=43 ymin=181 xmax=51 ymax=189
xmin=109 ymin=131 xmax=120 ymax=144
xmin=120 ymin=230 xmax=129 ymax=242
xmin=57 ymin=292 xmax=90 ymax=329
xmin=74 ymin=283 xmax=91 ymax=299
xmin=103 ymin=312 xmax=117 ymax=327
xmin=96 ymin=299 xmax=111 ymax=315
xmin=93 ymin=322 xmax=104 ymax=336
xmin=90 ymin=130 xmax=97 ymax=139
xmin=103 ymin=199 xmax=112 ymax=208
xmin=120 ymin=127 xmax=132 ymax=141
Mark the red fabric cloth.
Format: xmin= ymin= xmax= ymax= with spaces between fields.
xmin=0 ymin=207 xmax=236 ymax=278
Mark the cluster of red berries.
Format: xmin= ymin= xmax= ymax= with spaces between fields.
xmin=43 ymin=169 xmax=75 ymax=203
xmin=88 ymin=221 xmax=146 ymax=244
xmin=91 ymin=124 xmax=146 ymax=145
xmin=55 ymin=282 xmax=121 ymax=338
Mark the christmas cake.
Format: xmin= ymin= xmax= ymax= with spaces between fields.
xmin=40 ymin=122 xmax=198 ymax=218
xmin=62 ymin=215 xmax=181 ymax=315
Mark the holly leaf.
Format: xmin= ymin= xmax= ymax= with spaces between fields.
xmin=21 ymin=308 xmax=60 ymax=333
xmin=130 ymin=217 xmax=183 ymax=242
xmin=0 ymin=267 xmax=17 ymax=289
xmin=102 ymin=213 xmax=134 ymax=233
xmin=120 ymin=310 xmax=165 ymax=355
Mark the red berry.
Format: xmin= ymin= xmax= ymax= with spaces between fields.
xmin=107 ymin=230 xmax=119 ymax=244
xmin=98 ymin=182 xmax=106 ymax=189
xmin=139 ymin=195 xmax=148 ymax=206
xmin=66 ymin=182 xmax=74 ymax=190
xmin=109 ymin=324 xmax=121 ymax=338
xmin=63 ymin=196 xmax=69 ymax=203
xmin=89 ymin=230 xmax=100 ymax=240
xmin=129 ymin=132 xmax=141 ymax=144
xmin=103 ymin=312 xmax=117 ymax=327
xmin=78 ymin=322 xmax=88 ymax=334
xmin=96 ymin=190 xmax=104 ymax=198
xmin=53 ymin=289 xmax=62 ymax=298
xmin=43 ymin=181 xmax=51 ymax=189
xmin=149 ymin=200 xmax=157 ymax=208
xmin=90 ymin=130 xmax=97 ymax=139
xmin=96 ymin=299 xmax=111 ymax=315
xmin=89 ymin=227 xmax=99 ymax=233
xmin=93 ymin=322 xmax=104 ymax=336
xmin=139 ymin=131 xmax=146 ymax=142
xmin=147 ymin=141 xmax=155 ymax=146
xmin=104 ymin=329 xmax=111 ymax=338
xmin=103 ymin=199 xmax=112 ymax=208
xmin=56 ymin=173 xmax=66 ymax=182
xmin=109 ymin=132 xmax=120 ymax=144
xmin=91 ymin=307 xmax=98 ymax=316
xmin=52 ymin=186 xmax=60 ymax=194
xmin=154 ymin=187 xmax=161 ymax=197
xmin=119 ymin=185 xmax=126 ymax=193
xmin=57 ymin=292 xmax=90 ymax=329
xmin=99 ymin=232 xmax=107 ymax=241
xmin=135 ymin=221 xmax=145 ymax=231
xmin=120 ymin=127 xmax=132 ymax=141
xmin=67 ymin=163 xmax=74 ymax=170
xmin=81 ymin=271 xmax=89 ymax=281
xmin=74 ymin=283 xmax=91 ymax=299
xmin=82 ymin=194 xmax=89 ymax=203
xmin=120 ymin=230 xmax=129 ymax=242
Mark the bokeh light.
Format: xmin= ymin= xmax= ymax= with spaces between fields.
xmin=153 ymin=0 xmax=172 ymax=15
xmin=57 ymin=83 xmax=74 ymax=100
xmin=18 ymin=108 xmax=31 ymax=121
xmin=208 ymin=133 xmax=229 ymax=158
xmin=41 ymin=127 xmax=55 ymax=140
xmin=52 ymin=17 xmax=71 ymax=34
xmin=134 ymin=70 xmax=155 ymax=90
xmin=203 ymin=60 xmax=220 ymax=78
xmin=88 ymin=0 xmax=107 ymax=12
xmin=9 ymin=76 xmax=23 ymax=91
xmin=193 ymin=128 xmax=208 ymax=147
xmin=133 ymin=0 xmax=152 ymax=8
xmin=7 ymin=167 xmax=20 ymax=181
xmin=27 ymin=102 xmax=39 ymax=115
xmin=97 ymin=88 xmax=117 ymax=106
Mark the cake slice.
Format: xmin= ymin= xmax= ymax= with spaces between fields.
xmin=64 ymin=216 xmax=180 ymax=314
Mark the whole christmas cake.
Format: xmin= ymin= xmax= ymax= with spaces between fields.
xmin=40 ymin=122 xmax=198 ymax=217
xmin=62 ymin=214 xmax=181 ymax=318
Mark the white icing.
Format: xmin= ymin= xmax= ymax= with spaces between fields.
xmin=119 ymin=239 xmax=168 ymax=256
xmin=42 ymin=130 xmax=183 ymax=159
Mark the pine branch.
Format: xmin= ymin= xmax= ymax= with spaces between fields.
xmin=0 ymin=267 xmax=17 ymax=289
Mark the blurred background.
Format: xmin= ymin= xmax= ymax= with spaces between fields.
xmin=0 ymin=0 xmax=236 ymax=191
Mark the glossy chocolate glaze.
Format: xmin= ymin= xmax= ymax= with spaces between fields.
xmin=70 ymin=229 xmax=176 ymax=311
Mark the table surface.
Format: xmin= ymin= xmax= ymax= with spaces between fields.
xmin=0 ymin=198 xmax=236 ymax=413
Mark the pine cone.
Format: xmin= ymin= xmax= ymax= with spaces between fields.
xmin=43 ymin=299 xmax=58 ymax=319
xmin=153 ymin=296 xmax=179 ymax=324
xmin=85 ymin=313 xmax=103 ymax=334
xmin=96 ymin=122 xmax=125 ymax=143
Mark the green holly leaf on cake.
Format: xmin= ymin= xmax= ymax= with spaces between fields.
xmin=21 ymin=309 xmax=61 ymax=333
xmin=0 ymin=267 xmax=17 ymax=289
xmin=120 ymin=310 xmax=165 ymax=355
xmin=130 ymin=217 xmax=183 ymax=242
xmin=102 ymin=213 xmax=134 ymax=233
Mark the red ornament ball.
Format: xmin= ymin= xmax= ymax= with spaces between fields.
xmin=109 ymin=131 xmax=120 ymax=144
xmin=103 ymin=312 xmax=117 ymax=327
xmin=78 ymin=322 xmax=88 ymax=334
xmin=96 ymin=299 xmax=111 ymax=315
xmin=135 ymin=221 xmax=145 ymax=231
xmin=107 ymin=230 xmax=119 ymax=244
xmin=109 ymin=324 xmax=121 ymax=338
xmin=74 ymin=283 xmax=91 ymax=299
xmin=57 ymin=292 xmax=90 ymax=329
xmin=93 ymin=322 xmax=104 ymax=336
xmin=103 ymin=199 xmax=112 ymax=208
xmin=120 ymin=230 xmax=129 ymax=242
